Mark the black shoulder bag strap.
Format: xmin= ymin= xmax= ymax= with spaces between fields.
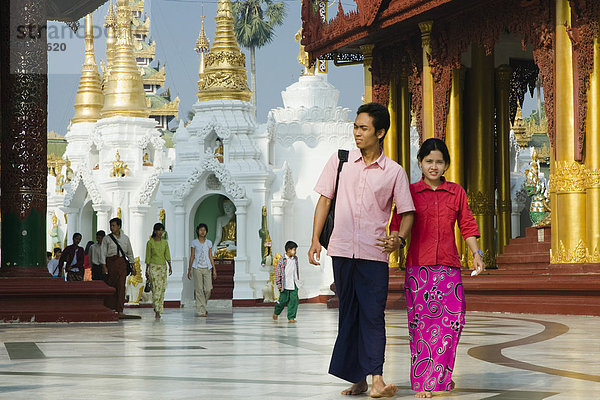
xmin=330 ymin=149 xmax=349 ymax=215
xmin=108 ymin=233 xmax=129 ymax=264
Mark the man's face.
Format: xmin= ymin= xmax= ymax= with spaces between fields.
xmin=96 ymin=234 xmax=103 ymax=244
xmin=110 ymin=222 xmax=120 ymax=235
xmin=73 ymin=235 xmax=82 ymax=246
xmin=55 ymin=251 xmax=62 ymax=259
xmin=353 ymin=113 xmax=384 ymax=151
xmin=286 ymin=248 xmax=296 ymax=257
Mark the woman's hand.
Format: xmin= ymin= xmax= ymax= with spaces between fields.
xmin=187 ymin=268 xmax=192 ymax=280
xmin=471 ymin=253 xmax=485 ymax=276
xmin=212 ymin=268 xmax=217 ymax=280
xmin=168 ymin=265 xmax=173 ymax=276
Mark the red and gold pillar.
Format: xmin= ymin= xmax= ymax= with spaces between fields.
xmin=419 ymin=21 xmax=435 ymax=141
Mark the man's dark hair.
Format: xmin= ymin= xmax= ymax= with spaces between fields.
xmin=109 ymin=217 xmax=122 ymax=227
xmin=46 ymin=251 xmax=52 ymax=258
xmin=96 ymin=230 xmax=106 ymax=237
xmin=196 ymin=223 xmax=209 ymax=237
xmin=357 ymin=102 xmax=390 ymax=144
xmin=72 ymin=232 xmax=82 ymax=240
xmin=53 ymin=247 xmax=61 ymax=255
xmin=417 ymin=138 xmax=451 ymax=166
xmin=285 ymin=241 xmax=298 ymax=252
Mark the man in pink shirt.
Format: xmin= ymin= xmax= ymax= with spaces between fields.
xmin=308 ymin=103 xmax=415 ymax=398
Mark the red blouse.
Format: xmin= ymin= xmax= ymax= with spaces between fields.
xmin=390 ymin=178 xmax=480 ymax=268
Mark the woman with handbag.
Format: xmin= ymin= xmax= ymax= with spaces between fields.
xmin=101 ymin=217 xmax=139 ymax=319
xmin=145 ymin=222 xmax=172 ymax=319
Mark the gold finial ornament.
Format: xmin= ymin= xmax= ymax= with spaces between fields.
xmin=72 ymin=13 xmax=104 ymax=123
xmin=104 ymin=0 xmax=117 ymax=74
xmin=101 ymin=0 xmax=149 ymax=118
xmin=196 ymin=14 xmax=211 ymax=87
xmin=197 ymin=0 xmax=251 ymax=102
xmin=295 ymin=27 xmax=314 ymax=76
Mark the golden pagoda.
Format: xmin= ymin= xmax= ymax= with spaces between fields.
xmin=71 ymin=13 xmax=103 ymax=123
xmin=197 ymin=0 xmax=251 ymax=102
xmin=100 ymin=0 xmax=149 ymax=119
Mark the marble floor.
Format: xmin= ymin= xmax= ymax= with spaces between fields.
xmin=0 ymin=304 xmax=598 ymax=399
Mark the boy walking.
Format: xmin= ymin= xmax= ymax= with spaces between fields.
xmin=273 ymin=241 xmax=300 ymax=323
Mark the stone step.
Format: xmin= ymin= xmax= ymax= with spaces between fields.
xmin=502 ymin=242 xmax=551 ymax=254
xmin=497 ymin=252 xmax=550 ymax=265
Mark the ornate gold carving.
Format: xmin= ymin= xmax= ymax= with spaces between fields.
xmin=511 ymin=106 xmax=532 ymax=148
xmin=110 ymin=150 xmax=130 ymax=177
xmin=550 ymin=239 xmax=587 ymax=264
xmin=587 ymin=247 xmax=600 ymax=263
xmin=549 ymin=161 xmax=586 ymax=193
xmin=585 ymin=167 xmax=600 ymax=189
xmin=197 ymin=0 xmax=251 ymax=102
xmin=467 ymin=190 xmax=495 ymax=215
xmin=418 ymin=21 xmax=433 ymax=49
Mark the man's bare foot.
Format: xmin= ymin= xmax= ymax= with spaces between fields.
xmin=370 ymin=375 xmax=397 ymax=398
xmin=414 ymin=391 xmax=432 ymax=398
xmin=288 ymin=319 xmax=296 ymax=323
xmin=272 ymin=314 xmax=278 ymax=320
xmin=341 ymin=380 xmax=368 ymax=396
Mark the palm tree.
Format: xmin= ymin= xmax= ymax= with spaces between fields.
xmin=232 ymin=0 xmax=286 ymax=114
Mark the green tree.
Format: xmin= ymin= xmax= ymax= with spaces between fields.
xmin=232 ymin=0 xmax=286 ymax=114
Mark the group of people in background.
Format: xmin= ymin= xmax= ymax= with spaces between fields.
xmin=46 ymin=218 xmax=173 ymax=320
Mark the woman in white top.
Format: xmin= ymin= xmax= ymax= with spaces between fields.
xmin=188 ymin=223 xmax=217 ymax=317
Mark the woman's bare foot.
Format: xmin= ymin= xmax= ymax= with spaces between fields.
xmin=288 ymin=319 xmax=296 ymax=323
xmin=341 ymin=380 xmax=368 ymax=396
xmin=414 ymin=391 xmax=432 ymax=398
xmin=370 ymin=375 xmax=397 ymax=398
xmin=155 ymin=311 xmax=161 ymax=319
xmin=450 ymin=380 xmax=455 ymax=390
xmin=272 ymin=314 xmax=278 ymax=320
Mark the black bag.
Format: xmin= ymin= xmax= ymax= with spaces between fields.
xmin=144 ymin=276 xmax=152 ymax=293
xmin=108 ymin=233 xmax=133 ymax=276
xmin=319 ymin=149 xmax=349 ymax=249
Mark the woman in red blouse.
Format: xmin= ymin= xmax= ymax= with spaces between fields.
xmin=390 ymin=138 xmax=485 ymax=398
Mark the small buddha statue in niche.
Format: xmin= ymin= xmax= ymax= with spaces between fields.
xmin=110 ymin=150 xmax=130 ymax=177
xmin=142 ymin=151 xmax=153 ymax=166
xmin=213 ymin=199 xmax=236 ymax=259
xmin=64 ymin=157 xmax=74 ymax=183
xmin=214 ymin=138 xmax=224 ymax=163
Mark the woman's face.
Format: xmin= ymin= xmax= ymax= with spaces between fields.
xmin=419 ymin=150 xmax=447 ymax=183
xmin=155 ymin=228 xmax=164 ymax=238
xmin=197 ymin=227 xmax=207 ymax=238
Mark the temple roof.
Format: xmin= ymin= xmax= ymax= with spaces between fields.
xmin=47 ymin=0 xmax=107 ymax=22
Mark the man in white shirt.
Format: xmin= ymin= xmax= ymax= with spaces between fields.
xmin=101 ymin=218 xmax=138 ymax=319
xmin=89 ymin=230 xmax=105 ymax=280
xmin=47 ymin=247 xmax=62 ymax=277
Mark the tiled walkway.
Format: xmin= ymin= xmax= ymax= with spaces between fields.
xmin=1 ymin=304 xmax=598 ymax=399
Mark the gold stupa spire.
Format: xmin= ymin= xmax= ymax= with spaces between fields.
xmin=196 ymin=15 xmax=210 ymax=82
xmin=197 ymin=0 xmax=251 ymax=102
xmin=105 ymin=0 xmax=117 ymax=71
xmin=101 ymin=0 xmax=149 ymax=118
xmin=71 ymin=13 xmax=104 ymax=123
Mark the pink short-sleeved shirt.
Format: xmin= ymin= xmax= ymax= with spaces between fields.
xmin=314 ymin=149 xmax=415 ymax=263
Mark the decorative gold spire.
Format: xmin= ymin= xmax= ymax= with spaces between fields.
xmin=101 ymin=0 xmax=149 ymax=118
xmin=197 ymin=0 xmax=251 ymax=102
xmin=196 ymin=15 xmax=210 ymax=82
xmin=71 ymin=13 xmax=104 ymax=123
xmin=104 ymin=0 xmax=117 ymax=72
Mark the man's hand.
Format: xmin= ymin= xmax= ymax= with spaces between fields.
xmin=102 ymin=264 xmax=108 ymax=275
xmin=308 ymin=240 xmax=322 ymax=265
xmin=212 ymin=269 xmax=217 ymax=280
xmin=376 ymin=235 xmax=402 ymax=253
xmin=187 ymin=268 xmax=192 ymax=280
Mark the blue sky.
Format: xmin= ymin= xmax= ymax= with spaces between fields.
xmin=47 ymin=0 xmax=364 ymax=134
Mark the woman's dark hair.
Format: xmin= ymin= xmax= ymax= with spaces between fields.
xmin=285 ymin=241 xmax=298 ymax=252
xmin=196 ymin=223 xmax=208 ymax=237
xmin=152 ymin=222 xmax=165 ymax=238
xmin=84 ymin=241 xmax=94 ymax=254
xmin=109 ymin=217 xmax=122 ymax=227
xmin=417 ymin=138 xmax=451 ymax=165
xmin=356 ymin=102 xmax=390 ymax=144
